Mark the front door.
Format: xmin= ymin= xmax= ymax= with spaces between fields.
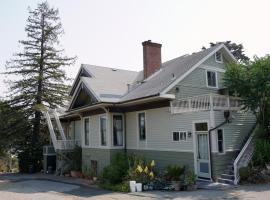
xmin=195 ymin=122 xmax=210 ymax=179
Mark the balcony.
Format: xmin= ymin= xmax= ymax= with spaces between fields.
xmin=56 ymin=140 xmax=81 ymax=150
xmin=170 ymin=94 xmax=242 ymax=114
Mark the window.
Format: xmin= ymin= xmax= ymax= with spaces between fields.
xmin=215 ymin=52 xmax=223 ymax=63
xmin=195 ymin=122 xmax=208 ymax=131
xmin=173 ymin=132 xmax=180 ymax=141
xmin=100 ymin=116 xmax=107 ymax=146
xmin=113 ymin=115 xmax=123 ymax=146
xmin=180 ymin=132 xmax=187 ymax=141
xmin=138 ymin=113 xmax=146 ymax=141
xmin=217 ymin=129 xmax=224 ymax=153
xmin=84 ymin=118 xmax=90 ymax=146
xmin=207 ymin=70 xmax=217 ymax=88
xmin=172 ymin=131 xmax=187 ymax=141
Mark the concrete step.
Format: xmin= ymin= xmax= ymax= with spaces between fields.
xmin=217 ymin=178 xmax=234 ymax=185
xmin=220 ymin=174 xmax=235 ymax=180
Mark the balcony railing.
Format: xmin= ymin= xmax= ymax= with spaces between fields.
xmin=170 ymin=94 xmax=242 ymax=114
xmin=56 ymin=140 xmax=81 ymax=150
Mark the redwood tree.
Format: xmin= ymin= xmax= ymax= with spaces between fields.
xmin=5 ymin=2 xmax=75 ymax=170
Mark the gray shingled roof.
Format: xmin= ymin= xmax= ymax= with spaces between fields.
xmin=73 ymin=44 xmax=223 ymax=104
xmin=120 ymin=45 xmax=221 ymax=102
xmin=81 ymin=65 xmax=139 ymax=102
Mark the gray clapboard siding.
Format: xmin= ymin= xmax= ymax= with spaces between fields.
xmin=202 ymin=52 xmax=227 ymax=69
xmin=214 ymin=110 xmax=256 ymax=151
xmin=127 ymin=149 xmax=194 ymax=170
xmin=82 ymin=148 xmax=123 ymax=174
xmin=125 ymin=107 xmax=210 ymax=152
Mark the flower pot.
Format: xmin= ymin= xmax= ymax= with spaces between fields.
xmin=70 ymin=170 xmax=82 ymax=178
xmin=187 ymin=184 xmax=197 ymax=191
xmin=93 ymin=177 xmax=97 ymax=181
xmin=136 ymin=183 xmax=142 ymax=192
xmin=171 ymin=181 xmax=181 ymax=191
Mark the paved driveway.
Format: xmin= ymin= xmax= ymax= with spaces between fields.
xmin=0 ymin=174 xmax=270 ymax=200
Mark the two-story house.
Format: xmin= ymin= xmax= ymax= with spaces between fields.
xmin=44 ymin=40 xmax=256 ymax=184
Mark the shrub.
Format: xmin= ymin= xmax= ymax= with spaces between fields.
xmin=99 ymin=153 xmax=129 ymax=184
xmin=239 ymin=167 xmax=250 ymax=181
xmin=185 ymin=170 xmax=197 ymax=186
xmin=165 ymin=165 xmax=185 ymax=181
xmin=99 ymin=182 xmax=130 ymax=192
xmin=70 ymin=145 xmax=82 ymax=171
xmin=253 ymin=138 xmax=270 ymax=167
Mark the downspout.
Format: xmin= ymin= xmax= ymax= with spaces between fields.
xmin=208 ymin=110 xmax=231 ymax=181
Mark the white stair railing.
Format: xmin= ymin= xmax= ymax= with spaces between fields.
xmin=53 ymin=109 xmax=66 ymax=140
xmin=44 ymin=111 xmax=58 ymax=150
xmin=233 ymin=126 xmax=257 ymax=185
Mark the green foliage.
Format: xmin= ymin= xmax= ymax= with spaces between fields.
xmin=127 ymin=159 xmax=156 ymax=184
xmin=224 ymin=55 xmax=270 ymax=131
xmin=253 ymin=138 xmax=270 ymax=167
xmin=165 ymin=165 xmax=186 ymax=181
xmin=185 ymin=170 xmax=197 ymax=186
xmin=99 ymin=153 xmax=129 ymax=184
xmin=4 ymin=2 xmax=76 ymax=171
xmin=203 ymin=41 xmax=249 ymax=63
xmin=99 ymin=182 xmax=130 ymax=192
xmin=70 ymin=145 xmax=82 ymax=171
xmin=239 ymin=167 xmax=250 ymax=181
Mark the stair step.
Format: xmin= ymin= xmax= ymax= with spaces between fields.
xmin=220 ymin=174 xmax=235 ymax=180
xmin=217 ymin=178 xmax=234 ymax=185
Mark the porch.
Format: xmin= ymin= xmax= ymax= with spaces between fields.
xmin=170 ymin=94 xmax=242 ymax=114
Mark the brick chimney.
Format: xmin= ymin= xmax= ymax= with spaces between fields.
xmin=142 ymin=40 xmax=162 ymax=79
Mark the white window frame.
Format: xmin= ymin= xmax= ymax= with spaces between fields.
xmin=99 ymin=115 xmax=107 ymax=147
xmin=172 ymin=131 xmax=187 ymax=142
xmin=217 ymin=128 xmax=225 ymax=154
xmin=206 ymin=70 xmax=218 ymax=89
xmin=137 ymin=111 xmax=147 ymax=144
xmin=215 ymin=52 xmax=223 ymax=63
xmin=112 ymin=114 xmax=125 ymax=147
xmin=83 ymin=117 xmax=90 ymax=147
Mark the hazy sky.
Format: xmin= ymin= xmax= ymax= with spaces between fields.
xmin=1 ymin=0 xmax=270 ymax=95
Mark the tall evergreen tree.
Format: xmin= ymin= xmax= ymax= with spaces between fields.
xmin=5 ymin=1 xmax=75 ymax=167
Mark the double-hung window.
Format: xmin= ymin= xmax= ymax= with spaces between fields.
xmin=84 ymin=118 xmax=90 ymax=146
xmin=138 ymin=113 xmax=146 ymax=141
xmin=100 ymin=116 xmax=107 ymax=146
xmin=172 ymin=131 xmax=187 ymax=141
xmin=207 ymin=70 xmax=217 ymax=88
xmin=217 ymin=129 xmax=224 ymax=153
xmin=113 ymin=115 xmax=123 ymax=146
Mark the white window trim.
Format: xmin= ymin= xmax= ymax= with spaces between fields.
xmin=206 ymin=70 xmax=218 ymax=89
xmin=172 ymin=131 xmax=188 ymax=142
xmin=137 ymin=111 xmax=147 ymax=145
xmin=83 ymin=117 xmax=90 ymax=147
xmin=217 ymin=128 xmax=225 ymax=155
xmin=215 ymin=52 xmax=223 ymax=63
xmin=112 ymin=114 xmax=125 ymax=148
xmin=99 ymin=114 xmax=107 ymax=147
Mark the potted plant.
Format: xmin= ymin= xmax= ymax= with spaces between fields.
xmin=165 ymin=165 xmax=185 ymax=191
xmin=185 ymin=170 xmax=197 ymax=191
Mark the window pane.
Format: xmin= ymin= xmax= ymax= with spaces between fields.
xmin=217 ymin=129 xmax=224 ymax=153
xmin=207 ymin=71 xmax=216 ymax=87
xmin=173 ymin=132 xmax=179 ymax=141
xmin=195 ymin=123 xmax=208 ymax=131
xmin=180 ymin=132 xmax=186 ymax=141
xmin=215 ymin=52 xmax=222 ymax=62
xmin=84 ymin=118 xmax=89 ymax=146
xmin=113 ymin=115 xmax=123 ymax=146
xmin=100 ymin=117 xmax=107 ymax=146
xmin=138 ymin=113 xmax=146 ymax=140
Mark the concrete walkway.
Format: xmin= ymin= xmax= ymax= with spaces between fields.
xmin=0 ymin=173 xmax=269 ymax=200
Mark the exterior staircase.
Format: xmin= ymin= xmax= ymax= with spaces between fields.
xmin=217 ymin=125 xmax=257 ymax=185
xmin=43 ymin=108 xmax=80 ymax=151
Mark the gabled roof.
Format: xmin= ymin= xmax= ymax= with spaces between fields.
xmin=68 ymin=44 xmax=236 ymax=108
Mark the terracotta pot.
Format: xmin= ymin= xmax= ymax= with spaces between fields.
xmin=70 ymin=170 xmax=82 ymax=178
xmin=187 ymin=184 xmax=197 ymax=191
xmin=171 ymin=181 xmax=181 ymax=191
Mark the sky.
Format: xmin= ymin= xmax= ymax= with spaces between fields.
xmin=1 ymin=0 xmax=270 ymax=96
